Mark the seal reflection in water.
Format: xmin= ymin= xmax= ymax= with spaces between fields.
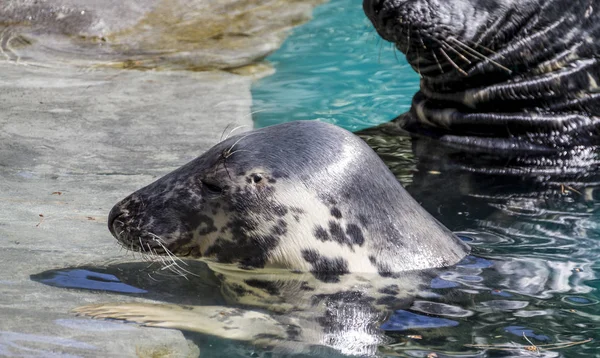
xmin=364 ymin=0 xmax=600 ymax=153
xmin=75 ymin=120 xmax=469 ymax=356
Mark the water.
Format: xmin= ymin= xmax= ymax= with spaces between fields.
xmin=252 ymin=0 xmax=419 ymax=132
xmin=249 ymin=0 xmax=600 ymax=356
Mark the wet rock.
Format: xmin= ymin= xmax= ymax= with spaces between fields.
xmin=0 ymin=0 xmax=325 ymax=71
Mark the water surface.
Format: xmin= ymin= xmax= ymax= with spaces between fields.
xmin=252 ymin=0 xmax=419 ymax=132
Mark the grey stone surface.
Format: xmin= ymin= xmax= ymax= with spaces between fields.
xmin=0 ymin=62 xmax=253 ymax=357
xmin=1 ymin=0 xmax=325 ymax=70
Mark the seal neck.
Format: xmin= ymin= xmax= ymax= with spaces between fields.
xmin=406 ymin=0 xmax=600 ymax=149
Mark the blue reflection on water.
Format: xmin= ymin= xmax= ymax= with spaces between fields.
xmin=381 ymin=310 xmax=459 ymax=331
xmin=504 ymin=326 xmax=550 ymax=341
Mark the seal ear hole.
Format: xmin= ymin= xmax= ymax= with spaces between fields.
xmin=252 ymin=174 xmax=263 ymax=184
xmin=201 ymin=179 xmax=223 ymax=194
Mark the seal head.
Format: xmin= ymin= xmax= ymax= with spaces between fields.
xmin=364 ymin=0 xmax=600 ymax=151
xmin=108 ymin=121 xmax=468 ymax=278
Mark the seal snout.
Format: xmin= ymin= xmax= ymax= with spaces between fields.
xmin=364 ymin=0 xmax=435 ymax=41
xmin=107 ymin=203 xmax=126 ymax=240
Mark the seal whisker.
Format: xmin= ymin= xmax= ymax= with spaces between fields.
xmin=431 ymin=49 xmax=444 ymax=74
xmin=226 ymin=149 xmax=252 ymax=157
xmin=147 ymin=272 xmax=159 ymax=282
xmin=448 ymin=37 xmax=512 ymax=73
xmin=223 ymin=132 xmax=261 ymax=159
xmin=146 ymin=233 xmax=199 ymax=278
xmin=465 ymin=39 xmax=499 ymax=56
xmin=150 ymin=248 xmax=178 ymax=276
xmin=220 ymin=123 xmax=234 ymax=143
xmin=223 ymin=124 xmax=250 ymax=142
xmin=437 ymin=39 xmax=471 ymax=64
xmin=439 ymin=48 xmax=468 ymax=76
xmin=149 ymin=234 xmax=188 ymax=267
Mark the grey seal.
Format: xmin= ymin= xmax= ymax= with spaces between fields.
xmin=107 ymin=120 xmax=468 ymax=275
xmin=363 ymin=0 xmax=600 ymax=152
xmin=75 ymin=120 xmax=469 ymax=356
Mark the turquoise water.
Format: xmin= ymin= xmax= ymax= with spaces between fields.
xmin=252 ymin=0 xmax=419 ymax=131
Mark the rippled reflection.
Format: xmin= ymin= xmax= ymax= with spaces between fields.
xmin=359 ymin=129 xmax=600 ymax=357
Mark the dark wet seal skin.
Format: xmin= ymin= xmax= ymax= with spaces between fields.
xmin=107 ymin=120 xmax=469 ymax=281
xmin=364 ymin=0 xmax=600 ymax=152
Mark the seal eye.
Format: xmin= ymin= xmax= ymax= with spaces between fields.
xmin=253 ymin=174 xmax=263 ymax=184
xmin=201 ymin=179 xmax=223 ymax=194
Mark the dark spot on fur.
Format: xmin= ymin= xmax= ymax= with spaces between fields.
xmin=358 ymin=214 xmax=369 ymax=227
xmin=368 ymin=255 xmax=377 ymax=265
xmin=273 ymin=205 xmax=288 ymax=217
xmin=206 ymin=218 xmax=279 ymax=269
xmin=246 ymin=177 xmax=252 ymax=184
xmin=379 ymin=285 xmax=399 ymax=295
xmin=346 ymin=224 xmax=365 ymax=246
xmin=314 ymin=226 xmax=330 ymax=241
xmin=272 ymin=219 xmax=287 ymax=236
xmin=330 ymin=207 xmax=342 ymax=219
xmin=244 ymin=279 xmax=280 ymax=296
xmin=239 ymin=234 xmax=279 ymax=269
xmin=294 ymin=215 xmax=300 ymax=222
xmin=268 ymin=178 xmax=276 ymax=184
xmin=290 ymin=207 xmax=305 ymax=214
xmin=204 ymin=238 xmax=235 ymax=263
xmin=329 ymin=221 xmax=349 ymax=246
xmin=301 ymin=248 xmax=320 ymax=263
xmin=301 ymin=249 xmax=349 ymax=283
xmin=196 ymin=214 xmax=218 ymax=235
